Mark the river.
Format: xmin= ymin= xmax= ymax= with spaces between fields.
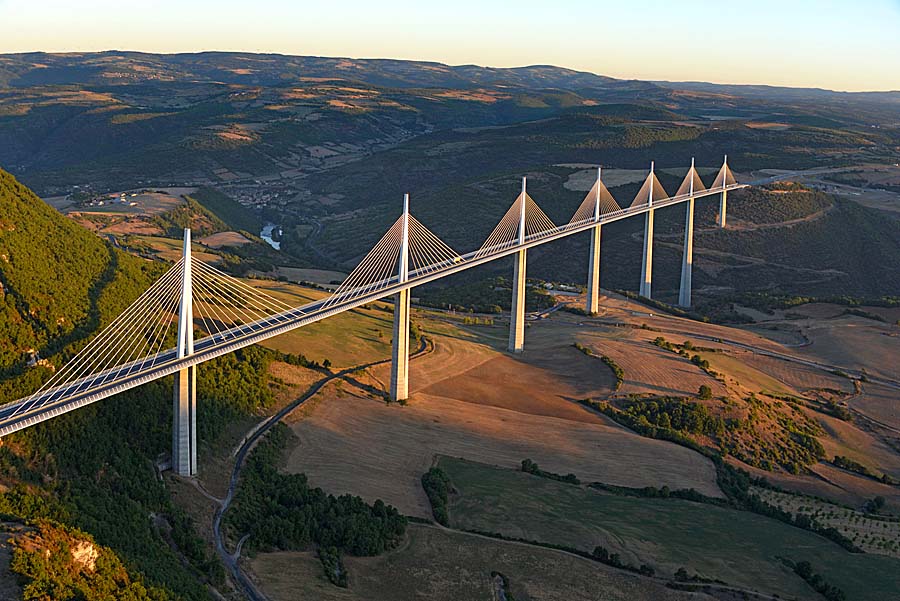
xmin=260 ymin=223 xmax=281 ymax=250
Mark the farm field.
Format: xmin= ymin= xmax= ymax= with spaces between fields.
xmin=753 ymin=487 xmax=900 ymax=558
xmin=283 ymin=324 xmax=723 ymax=519
xmin=732 ymin=351 xmax=853 ymax=394
xmin=246 ymin=280 xmax=398 ymax=368
xmin=852 ymin=383 xmax=900 ymax=432
xmin=440 ymin=456 xmax=900 ymax=601
xmin=571 ymin=326 xmax=729 ymax=398
xmin=283 ymin=388 xmax=722 ymax=519
xmin=250 ymin=525 xmax=714 ymax=601
xmin=798 ymin=316 xmax=900 ymax=381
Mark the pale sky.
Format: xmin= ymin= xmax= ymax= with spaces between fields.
xmin=2 ymin=0 xmax=899 ymax=92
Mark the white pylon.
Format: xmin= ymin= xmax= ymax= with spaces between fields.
xmin=679 ymin=158 xmax=696 ymax=308
xmin=639 ymin=162 xmax=655 ymax=298
xmin=509 ymin=177 xmax=527 ymax=352
xmin=718 ymin=154 xmax=728 ymax=228
xmin=391 ymin=194 xmax=411 ymax=401
xmin=586 ymin=167 xmax=602 ymax=314
xmin=173 ymin=228 xmax=197 ymax=476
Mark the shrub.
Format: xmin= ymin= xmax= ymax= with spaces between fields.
xmin=421 ymin=467 xmax=453 ymax=526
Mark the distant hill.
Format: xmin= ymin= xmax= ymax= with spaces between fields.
xmin=1 ymin=51 xmax=898 ymax=196
xmin=0 ymin=51 xmax=622 ymax=90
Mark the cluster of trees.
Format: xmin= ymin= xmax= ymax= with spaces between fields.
xmin=421 ymin=467 xmax=453 ymax=526
xmin=791 ymin=560 xmax=847 ymax=601
xmin=591 ymin=545 xmax=654 ymax=576
xmin=732 ymin=291 xmax=900 ymax=314
xmin=196 ymin=346 xmax=276 ymax=439
xmin=833 ymin=455 xmax=876 ymax=479
xmin=772 ymin=411 xmax=826 ymax=473
xmin=271 ymin=348 xmax=331 ymax=370
xmin=615 ymin=397 xmax=727 ymax=439
xmin=580 ymin=398 xmax=706 ymax=455
xmin=864 ymin=496 xmax=886 ymax=514
xmin=573 ymin=124 xmax=701 ymax=151
xmin=588 ymin=481 xmax=709 ymax=504
xmin=602 ymin=387 xmax=827 ymax=476
xmin=520 ymin=459 xmax=580 ymax=485
xmin=228 ymin=424 xmax=406 ymax=556
xmin=317 ymin=546 xmax=347 ymax=588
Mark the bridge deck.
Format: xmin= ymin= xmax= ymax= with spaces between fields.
xmin=0 ymin=183 xmax=746 ymax=437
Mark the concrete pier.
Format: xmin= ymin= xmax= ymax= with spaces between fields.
xmin=678 ymin=197 xmax=695 ymax=308
xmin=173 ymin=228 xmax=197 ymax=476
xmin=509 ymin=249 xmax=526 ymax=352
xmin=390 ymin=289 xmax=410 ymax=401
xmin=390 ymin=194 xmax=411 ymax=401
xmin=639 ymin=208 xmax=654 ymax=298
xmin=586 ymin=224 xmax=601 ymax=314
xmin=172 ymin=365 xmax=197 ymax=476
xmin=718 ymin=189 xmax=727 ymax=228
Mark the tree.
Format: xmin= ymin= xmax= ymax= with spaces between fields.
xmin=698 ymin=385 xmax=713 ymax=400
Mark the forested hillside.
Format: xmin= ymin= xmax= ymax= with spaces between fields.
xmin=0 ymin=171 xmax=217 ymax=598
xmin=0 ymin=168 xmax=160 ymax=398
xmin=0 ymin=172 xmax=402 ymax=599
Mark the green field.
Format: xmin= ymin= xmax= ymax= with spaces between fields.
xmin=439 ymin=456 xmax=900 ymax=601
xmin=241 ymin=281 xmax=399 ymax=369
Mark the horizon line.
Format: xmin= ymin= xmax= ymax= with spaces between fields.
xmin=2 ymin=48 xmax=898 ymax=95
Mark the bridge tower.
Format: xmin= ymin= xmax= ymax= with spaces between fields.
xmin=678 ymin=158 xmax=696 ymax=308
xmin=509 ymin=177 xmax=527 ymax=353
xmin=718 ymin=155 xmax=728 ymax=228
xmin=173 ymin=228 xmax=197 ymax=476
xmin=390 ymin=194 xmax=411 ymax=401
xmin=586 ymin=167 xmax=603 ymax=315
xmin=639 ymin=162 xmax=655 ymax=298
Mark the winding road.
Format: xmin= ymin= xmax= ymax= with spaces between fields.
xmin=208 ymin=337 xmax=431 ymax=601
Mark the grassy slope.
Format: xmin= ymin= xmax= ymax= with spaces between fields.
xmin=440 ymin=456 xmax=900 ymax=601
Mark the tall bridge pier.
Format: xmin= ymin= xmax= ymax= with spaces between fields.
xmin=173 ymin=229 xmax=198 ymax=477
xmin=639 ymin=162 xmax=656 ymax=298
xmin=509 ymin=178 xmax=527 ymax=353
xmin=718 ymin=155 xmax=729 ymax=228
xmin=586 ymin=168 xmax=602 ymax=315
xmin=390 ymin=194 xmax=411 ymax=401
xmin=678 ymin=158 xmax=697 ymax=308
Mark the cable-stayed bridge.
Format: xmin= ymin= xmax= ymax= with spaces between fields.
xmin=0 ymin=157 xmax=745 ymax=475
